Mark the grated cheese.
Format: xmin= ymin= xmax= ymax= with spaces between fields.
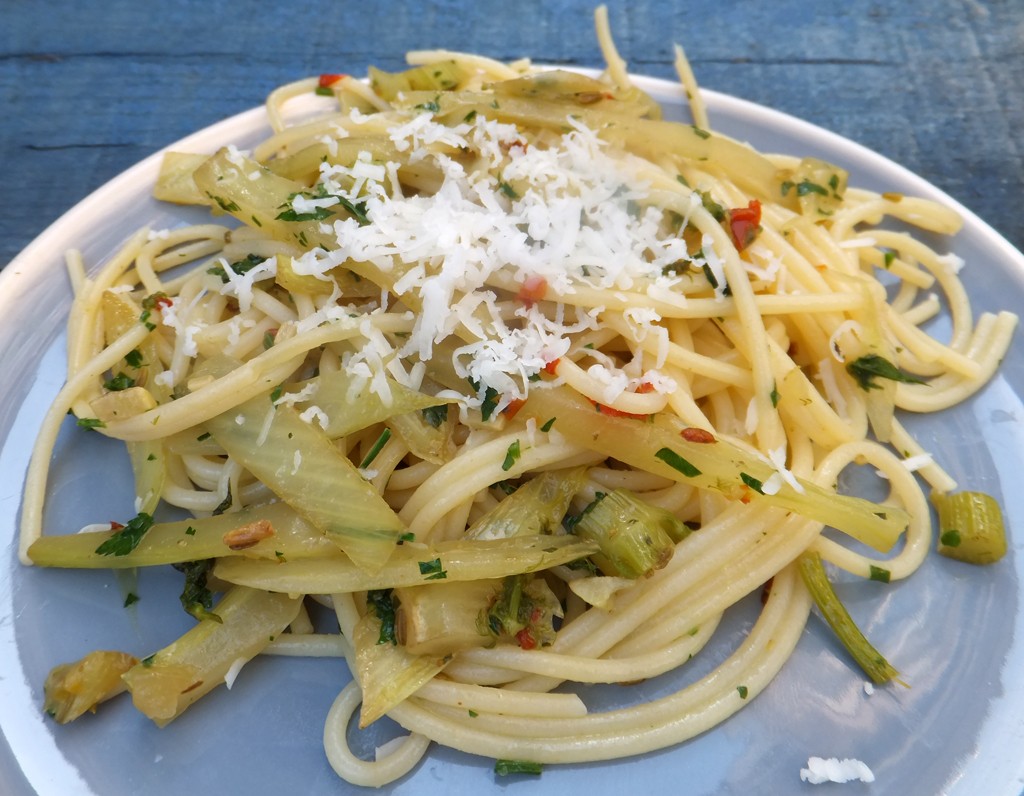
xmin=800 ymin=756 xmax=875 ymax=785
xmin=288 ymin=113 xmax=714 ymax=408
xmin=224 ymin=657 xmax=248 ymax=689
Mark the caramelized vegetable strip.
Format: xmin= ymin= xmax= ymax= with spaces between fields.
xmin=122 ymin=586 xmax=302 ymax=725
xmin=213 ymin=534 xmax=599 ymax=593
xmin=44 ymin=651 xmax=138 ymax=723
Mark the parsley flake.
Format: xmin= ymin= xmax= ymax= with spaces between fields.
xmin=502 ymin=440 xmax=522 ymax=472
xmin=418 ymin=557 xmax=447 ymax=580
xmin=846 ymin=354 xmax=926 ymax=391
xmin=95 ymin=512 xmax=155 ymax=556
xmin=654 ymin=448 xmax=702 ymax=478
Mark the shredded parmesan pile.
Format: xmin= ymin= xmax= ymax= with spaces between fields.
xmin=209 ymin=111 xmax=709 ymax=412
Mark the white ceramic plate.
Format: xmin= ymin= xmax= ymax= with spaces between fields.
xmin=2 ymin=75 xmax=1023 ymax=795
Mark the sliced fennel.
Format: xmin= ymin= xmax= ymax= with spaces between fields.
xmin=213 ymin=534 xmax=598 ymax=593
xmin=206 ymin=393 xmax=407 ymax=572
xmin=122 ymin=586 xmax=301 ymax=725
xmin=521 ymin=386 xmax=908 ymax=552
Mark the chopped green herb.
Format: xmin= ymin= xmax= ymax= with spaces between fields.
xmin=940 ymin=529 xmax=961 ymax=548
xmin=796 ymin=180 xmax=829 ymax=197
xmin=501 ymin=440 xmax=522 ymax=472
xmin=141 ymin=654 xmax=156 ymax=668
xmin=315 ymin=85 xmax=334 ymax=97
xmin=415 ymin=100 xmax=441 ymax=113
xmin=494 ymin=759 xmax=543 ymax=776
xmin=211 ymin=195 xmax=241 ymax=213
xmin=469 ymin=380 xmax=500 ymax=422
xmin=691 ymin=125 xmax=711 ymax=140
xmin=146 ymin=453 xmax=157 ymax=462
xmin=173 ymin=559 xmax=221 ymax=623
xmin=124 ymin=592 xmax=139 ymax=608
xmin=468 ymin=709 xmax=479 ymax=718
xmin=780 ymin=180 xmax=795 ymax=197
xmin=737 ymin=685 xmax=749 ymax=699
xmin=869 ymin=565 xmax=891 ymax=583
xmin=676 ymin=173 xmax=690 ymax=188
xmin=95 ymin=512 xmax=155 ymax=556
xmin=699 ymin=191 xmax=726 ymax=221
xmin=540 ymin=417 xmax=556 ymax=432
xmin=212 ymin=489 xmax=233 ymax=516
xmin=654 ymin=448 xmax=702 ymax=478
xmin=769 ymin=383 xmax=781 ymax=408
xmin=103 ymin=373 xmax=136 ymax=392
xmin=883 ymin=250 xmax=896 ymax=268
xmin=498 ymin=181 xmax=519 ymax=200
xmin=124 ymin=348 xmax=144 ymax=369
xmin=185 ymin=526 xmax=197 ymax=536
xmin=196 ymin=431 xmax=211 ymax=442
xmin=367 ymin=589 xmax=397 ymax=645
xmin=398 ymin=532 xmax=416 ymax=544
xmin=701 ymin=262 xmax=720 ymax=290
xmin=740 ymin=472 xmax=765 ymax=494
xmin=263 ymin=331 xmax=275 ymax=350
xmin=76 ymin=417 xmax=106 ymax=430
xmin=846 ymin=354 xmax=926 ymax=391
xmin=359 ymin=428 xmax=392 ymax=469
xmin=463 ymin=110 xmax=478 ymax=123
xmin=418 ymin=557 xmax=447 ymax=580
xmin=421 ymin=404 xmax=449 ymax=429
xmin=208 ymin=253 xmax=268 ymax=283
xmin=269 ymin=384 xmax=284 ymax=403
xmin=139 ymin=309 xmax=156 ymax=331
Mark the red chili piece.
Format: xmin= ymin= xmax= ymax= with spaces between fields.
xmin=517 ymin=274 xmax=548 ymax=308
xmin=502 ymin=398 xmax=526 ymax=419
xmin=728 ymin=199 xmax=761 ymax=251
xmin=318 ymin=74 xmax=346 ymax=87
xmin=590 ymin=400 xmax=649 ymax=420
xmin=543 ymin=358 xmax=561 ymax=375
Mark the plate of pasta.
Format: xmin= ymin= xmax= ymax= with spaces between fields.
xmin=2 ymin=8 xmax=1024 ymax=795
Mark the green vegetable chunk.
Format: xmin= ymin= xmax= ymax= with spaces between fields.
xmin=573 ymin=489 xmax=677 ymax=578
xmin=797 ymin=552 xmax=900 ymax=685
xmin=931 ymin=490 xmax=1008 ymax=564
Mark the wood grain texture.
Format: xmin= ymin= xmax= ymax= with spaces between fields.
xmin=1 ymin=0 xmax=1021 ymax=269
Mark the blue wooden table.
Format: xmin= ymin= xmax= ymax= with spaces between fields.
xmin=1 ymin=0 xmax=1022 ymax=272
